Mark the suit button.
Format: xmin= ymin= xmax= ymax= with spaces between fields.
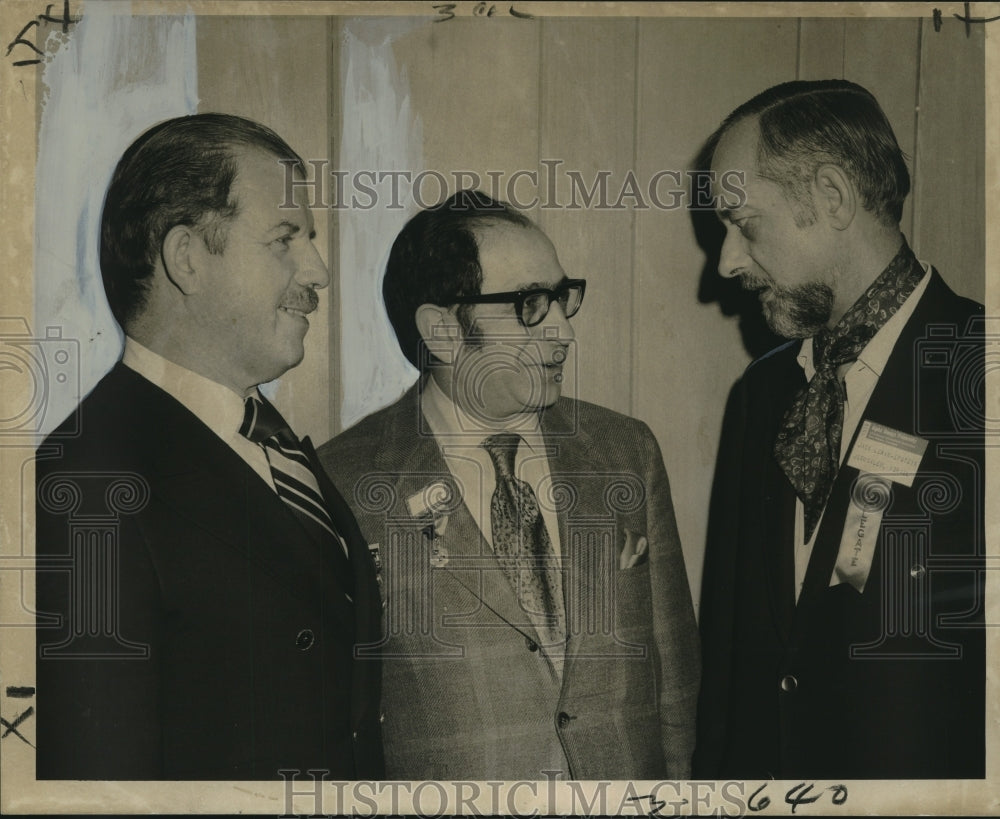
xmin=526 ymin=638 xmax=539 ymax=652
xmin=556 ymin=712 xmax=574 ymax=729
xmin=910 ymin=564 xmax=926 ymax=579
xmin=780 ymin=675 xmax=798 ymax=692
xmin=352 ymin=730 xmax=358 ymax=741
xmin=295 ymin=629 xmax=315 ymax=651
xmin=379 ymin=711 xmax=386 ymax=724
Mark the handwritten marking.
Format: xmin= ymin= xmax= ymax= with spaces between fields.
xmin=0 ymin=706 xmax=35 ymax=747
xmin=747 ymin=783 xmax=771 ymax=812
xmin=954 ymin=1 xmax=1000 ymax=37
xmin=433 ymin=3 xmax=457 ymax=21
xmin=5 ymin=686 xmax=35 ymax=698
xmin=432 ymin=2 xmax=533 ymax=22
xmin=5 ymin=0 xmax=79 ymax=66
xmin=785 ymin=783 xmax=822 ymax=814
xmin=746 ymin=782 xmax=848 ymax=814
xmin=829 ymin=784 xmax=849 ymax=806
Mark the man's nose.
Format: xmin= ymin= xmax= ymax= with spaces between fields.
xmin=295 ymin=239 xmax=331 ymax=290
xmin=718 ymin=227 xmax=749 ymax=279
xmin=536 ymin=300 xmax=575 ymax=346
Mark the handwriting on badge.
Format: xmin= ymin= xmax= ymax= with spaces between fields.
xmin=847 ymin=421 xmax=927 ymax=487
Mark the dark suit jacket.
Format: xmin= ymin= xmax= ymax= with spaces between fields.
xmin=695 ymin=271 xmax=985 ymax=779
xmin=35 ymin=363 xmax=384 ymax=780
xmin=317 ymin=384 xmax=700 ymax=781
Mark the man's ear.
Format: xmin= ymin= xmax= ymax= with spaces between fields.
xmin=160 ymin=225 xmax=202 ymax=295
xmin=813 ymin=163 xmax=856 ymax=230
xmin=415 ymin=303 xmax=462 ymax=360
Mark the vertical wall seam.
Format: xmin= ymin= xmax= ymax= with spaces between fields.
xmin=537 ymin=17 xmax=545 ymax=229
xmin=327 ymin=15 xmax=342 ymax=437
xmin=795 ymin=17 xmax=802 ymax=79
xmin=841 ymin=18 xmax=847 ymax=78
xmin=912 ymin=17 xmax=924 ymax=252
xmin=629 ymin=17 xmax=640 ymax=418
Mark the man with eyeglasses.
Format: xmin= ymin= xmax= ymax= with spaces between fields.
xmin=317 ymin=190 xmax=699 ymax=781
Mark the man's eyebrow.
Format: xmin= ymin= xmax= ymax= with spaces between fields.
xmin=268 ymin=220 xmax=302 ymax=235
xmin=515 ymin=277 xmax=568 ymax=291
xmin=717 ymin=206 xmax=747 ymax=223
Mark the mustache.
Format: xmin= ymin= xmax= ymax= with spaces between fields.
xmin=280 ymin=288 xmax=319 ymax=313
xmin=738 ymin=271 xmax=774 ymax=292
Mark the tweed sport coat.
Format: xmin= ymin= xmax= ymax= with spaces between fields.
xmin=318 ymin=383 xmax=700 ymax=781
xmin=35 ymin=363 xmax=384 ymax=780
xmin=695 ymin=270 xmax=986 ymax=779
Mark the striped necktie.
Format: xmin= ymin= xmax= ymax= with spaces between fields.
xmin=240 ymin=394 xmax=350 ymax=563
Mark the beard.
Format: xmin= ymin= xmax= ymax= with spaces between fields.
xmin=742 ymin=273 xmax=834 ymax=339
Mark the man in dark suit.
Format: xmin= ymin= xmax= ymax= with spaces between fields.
xmin=35 ymin=114 xmax=383 ymax=780
xmin=695 ymin=80 xmax=985 ymax=779
xmin=318 ymin=190 xmax=699 ymax=781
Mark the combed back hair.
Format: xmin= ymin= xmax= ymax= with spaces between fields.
xmin=707 ymin=79 xmax=910 ymax=227
xmin=383 ymin=189 xmax=534 ymax=369
xmin=100 ymin=113 xmax=304 ymax=328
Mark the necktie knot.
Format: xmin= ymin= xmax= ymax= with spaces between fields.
xmin=240 ymin=395 xmax=296 ymax=447
xmin=238 ymin=394 xmax=352 ymax=592
xmin=482 ymin=433 xmax=521 ymax=480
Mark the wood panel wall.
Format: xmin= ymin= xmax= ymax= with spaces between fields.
xmin=196 ymin=13 xmax=987 ymax=612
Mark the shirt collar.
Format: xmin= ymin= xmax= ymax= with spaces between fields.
xmin=797 ymin=263 xmax=931 ymax=381
xmin=419 ymin=373 xmax=544 ymax=450
xmin=121 ymin=337 xmax=249 ymax=439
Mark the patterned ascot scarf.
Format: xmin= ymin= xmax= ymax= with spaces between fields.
xmin=773 ymin=242 xmax=926 ymax=541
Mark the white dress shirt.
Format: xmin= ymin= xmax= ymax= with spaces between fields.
xmin=121 ymin=337 xmax=275 ymax=491
xmin=419 ymin=375 xmax=563 ymax=557
xmin=792 ymin=265 xmax=931 ymax=601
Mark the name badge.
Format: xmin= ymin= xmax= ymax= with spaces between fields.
xmin=846 ymin=420 xmax=928 ymax=487
xmin=831 ymin=423 xmax=928 ymax=592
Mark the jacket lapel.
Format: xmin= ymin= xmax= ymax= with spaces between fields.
xmin=117 ymin=364 xmax=348 ymax=623
xmin=302 ymin=435 xmax=369 ymax=625
xmin=540 ymin=400 xmax=618 ymax=675
xmin=371 ymin=384 xmax=545 ymax=645
xmin=758 ymin=346 xmax=806 ymax=643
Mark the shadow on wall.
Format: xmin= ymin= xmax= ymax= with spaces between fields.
xmin=688 ymin=140 xmax=783 ymax=362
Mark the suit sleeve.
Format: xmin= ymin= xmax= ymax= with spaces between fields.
xmin=691 ymin=376 xmax=747 ymax=777
xmin=36 ymin=496 xmax=164 ymax=780
xmin=640 ymin=421 xmax=700 ymax=779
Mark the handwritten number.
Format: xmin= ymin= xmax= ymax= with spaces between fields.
xmin=433 ymin=2 xmax=533 ymax=22
xmin=785 ymin=783 xmax=823 ymax=814
xmin=4 ymin=21 xmax=43 ymax=57
xmin=7 ymin=0 xmax=80 ymax=65
xmin=953 ymin=2 xmax=1000 ymax=37
xmin=829 ymin=784 xmax=849 ymax=806
xmin=40 ymin=0 xmax=78 ymax=32
xmin=747 ymin=783 xmax=771 ymax=812
xmin=432 ymin=3 xmax=456 ymax=22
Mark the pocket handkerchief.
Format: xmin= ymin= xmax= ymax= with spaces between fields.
xmin=619 ymin=528 xmax=649 ymax=570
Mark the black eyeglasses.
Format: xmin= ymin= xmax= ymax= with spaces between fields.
xmin=448 ymin=278 xmax=586 ymax=328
